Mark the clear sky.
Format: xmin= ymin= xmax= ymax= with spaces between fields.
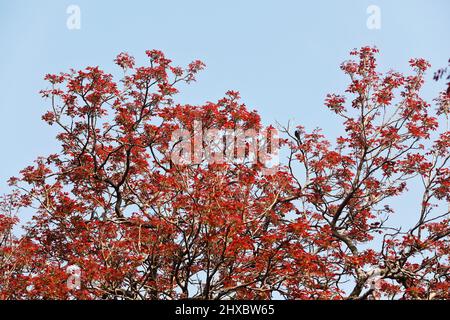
xmin=0 ymin=0 xmax=449 ymax=229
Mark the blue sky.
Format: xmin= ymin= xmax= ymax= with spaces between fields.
xmin=0 ymin=0 xmax=449 ymax=229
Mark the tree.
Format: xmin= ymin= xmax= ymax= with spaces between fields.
xmin=284 ymin=47 xmax=450 ymax=299
xmin=0 ymin=47 xmax=449 ymax=300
